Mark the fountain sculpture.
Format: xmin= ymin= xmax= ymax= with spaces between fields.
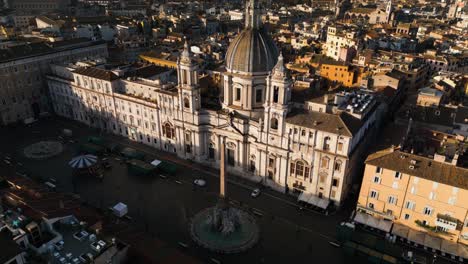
xmin=189 ymin=137 xmax=259 ymax=253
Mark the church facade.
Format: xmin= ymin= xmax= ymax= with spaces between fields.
xmin=47 ymin=0 xmax=384 ymax=206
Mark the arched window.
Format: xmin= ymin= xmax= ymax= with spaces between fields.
xmin=183 ymin=97 xmax=190 ymax=108
xmin=162 ymin=122 xmax=175 ymax=139
xmin=271 ymin=118 xmax=278 ymax=130
xmin=323 ymin=136 xmax=331 ymax=151
xmin=334 ymin=160 xmax=342 ymax=172
xmin=249 ymin=155 xmax=256 ymax=172
xmin=321 ymin=156 xmax=330 ymax=169
xmin=208 ymin=142 xmax=215 ymax=159
xmin=289 ymin=160 xmax=310 ymax=178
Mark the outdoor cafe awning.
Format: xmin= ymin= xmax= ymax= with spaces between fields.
xmin=298 ymin=193 xmax=329 ymax=209
xmin=353 ymin=212 xmax=392 ymax=232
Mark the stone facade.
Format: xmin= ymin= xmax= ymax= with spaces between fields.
xmin=0 ymin=39 xmax=108 ymax=125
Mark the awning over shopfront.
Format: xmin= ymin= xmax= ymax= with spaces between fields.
xmin=391 ymin=223 xmax=409 ymax=238
xmin=298 ymin=193 xmax=330 ymax=209
xmin=394 ymin=225 xmax=468 ymax=259
xmin=441 ymin=240 xmax=459 ymax=256
xmin=407 ymin=229 xmax=426 ymax=245
xmin=424 ymin=234 xmax=442 ymax=250
xmin=458 ymin=244 xmax=468 ymax=259
xmin=353 ymin=212 xmax=392 ymax=232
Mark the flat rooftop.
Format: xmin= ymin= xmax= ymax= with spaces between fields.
xmin=48 ymin=222 xmax=110 ymax=264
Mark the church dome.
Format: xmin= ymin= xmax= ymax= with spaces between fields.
xmin=225 ymin=29 xmax=278 ymax=73
xmin=224 ymin=0 xmax=278 ymax=73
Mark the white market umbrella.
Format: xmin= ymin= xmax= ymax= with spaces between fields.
xmin=69 ymin=154 xmax=97 ymax=169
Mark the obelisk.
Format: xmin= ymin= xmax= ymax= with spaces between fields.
xmin=220 ymin=137 xmax=226 ymax=199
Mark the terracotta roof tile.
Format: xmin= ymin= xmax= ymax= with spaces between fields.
xmin=366 ymin=149 xmax=468 ymax=189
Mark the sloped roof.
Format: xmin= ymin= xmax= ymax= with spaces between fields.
xmin=74 ymin=67 xmax=119 ymax=81
xmin=285 ymin=110 xmax=363 ymax=137
xmin=366 ymin=149 xmax=468 ymax=189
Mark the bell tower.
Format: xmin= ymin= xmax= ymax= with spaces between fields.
xmin=264 ymin=53 xmax=291 ymax=135
xmin=386 ymin=0 xmax=393 ymax=23
xmin=177 ymin=39 xmax=200 ymax=112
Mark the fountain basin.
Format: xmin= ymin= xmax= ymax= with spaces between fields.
xmin=190 ymin=206 xmax=259 ymax=253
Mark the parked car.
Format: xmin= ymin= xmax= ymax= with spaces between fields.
xmin=91 ymin=240 xmax=107 ymax=252
xmin=79 ymin=253 xmax=93 ymax=263
xmin=251 ymin=188 xmax=261 ymax=198
xmin=194 ymin=179 xmax=206 ymax=187
xmin=73 ymin=230 xmax=89 ymax=241
xmin=54 ymin=240 xmax=64 ymax=251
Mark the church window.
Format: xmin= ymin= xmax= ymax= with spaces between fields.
xmin=296 ymin=161 xmax=304 ymax=177
xmin=273 ymin=86 xmax=279 ymax=103
xmin=255 ymin=89 xmax=262 ymax=103
xmin=183 ymin=97 xmax=190 ymax=109
xmin=227 ymin=148 xmax=235 ymax=166
xmin=290 ymin=162 xmax=295 ymax=174
xmin=250 ymin=156 xmax=256 ymax=172
xmin=270 ymin=118 xmax=278 ymax=130
xmin=162 ymin=122 xmax=175 ymax=139
xmin=235 ymin=88 xmax=241 ymax=101
xmin=289 ymin=160 xmax=311 ymax=178
xmin=335 ymin=160 xmax=342 ymax=172
xmin=337 ymin=142 xmax=344 ymax=152
xmin=323 ymin=136 xmax=331 ymax=151
xmin=208 ymin=143 xmax=215 ymax=159
xmin=321 ymin=156 xmax=330 ymax=169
